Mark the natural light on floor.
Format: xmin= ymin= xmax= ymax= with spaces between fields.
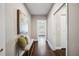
xmin=38 ymin=36 xmax=46 ymax=55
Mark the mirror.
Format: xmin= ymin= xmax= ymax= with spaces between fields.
xmin=17 ymin=9 xmax=28 ymax=34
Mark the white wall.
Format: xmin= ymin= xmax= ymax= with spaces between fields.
xmin=47 ymin=3 xmax=64 ymax=50
xmin=68 ymin=3 xmax=79 ymax=56
xmin=5 ymin=3 xmax=31 ymax=56
xmin=31 ymin=16 xmax=47 ymax=41
xmin=0 ymin=4 xmax=5 ymax=56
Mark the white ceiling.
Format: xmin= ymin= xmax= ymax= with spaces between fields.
xmin=24 ymin=3 xmax=53 ymax=15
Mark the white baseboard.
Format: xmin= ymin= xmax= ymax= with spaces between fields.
xmin=46 ymin=40 xmax=55 ymax=51
xmin=56 ymin=47 xmax=62 ymax=49
xmin=47 ymin=40 xmax=63 ymax=50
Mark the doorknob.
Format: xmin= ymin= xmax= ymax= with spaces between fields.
xmin=0 ymin=48 xmax=3 ymax=52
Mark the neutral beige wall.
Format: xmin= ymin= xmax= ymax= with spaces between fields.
xmin=5 ymin=3 xmax=31 ymax=56
xmin=31 ymin=15 xmax=47 ymax=41
xmin=0 ymin=4 xmax=5 ymax=56
xmin=68 ymin=3 xmax=79 ymax=56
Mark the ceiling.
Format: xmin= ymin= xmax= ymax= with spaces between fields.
xmin=24 ymin=3 xmax=53 ymax=16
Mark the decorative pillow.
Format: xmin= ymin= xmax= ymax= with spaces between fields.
xmin=25 ymin=36 xmax=28 ymax=44
xmin=18 ymin=36 xmax=27 ymax=49
xmin=25 ymin=35 xmax=30 ymax=43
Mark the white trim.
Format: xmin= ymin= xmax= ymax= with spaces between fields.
xmin=53 ymin=3 xmax=65 ymax=15
xmin=56 ymin=47 xmax=62 ymax=49
xmin=46 ymin=40 xmax=55 ymax=51
xmin=66 ymin=3 xmax=68 ymax=56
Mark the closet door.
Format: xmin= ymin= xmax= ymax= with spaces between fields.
xmin=54 ymin=4 xmax=67 ymax=49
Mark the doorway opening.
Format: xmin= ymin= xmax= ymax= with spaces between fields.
xmin=37 ymin=20 xmax=47 ymax=45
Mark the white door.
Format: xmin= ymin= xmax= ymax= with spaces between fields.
xmin=55 ymin=14 xmax=61 ymax=48
xmin=60 ymin=14 xmax=67 ymax=48
xmin=54 ymin=4 xmax=67 ymax=55
xmin=60 ymin=5 xmax=67 ymax=48
xmin=0 ymin=4 xmax=5 ymax=56
xmin=60 ymin=5 xmax=67 ymax=55
xmin=55 ymin=4 xmax=67 ymax=49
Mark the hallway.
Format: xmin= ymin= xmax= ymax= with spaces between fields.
xmin=31 ymin=42 xmax=65 ymax=56
xmin=23 ymin=36 xmax=65 ymax=56
xmin=0 ymin=3 xmax=67 ymax=56
xmin=31 ymin=41 xmax=55 ymax=56
xmin=22 ymin=36 xmax=65 ymax=56
xmin=32 ymin=36 xmax=55 ymax=56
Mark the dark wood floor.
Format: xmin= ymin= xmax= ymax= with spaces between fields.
xmin=31 ymin=41 xmax=65 ymax=56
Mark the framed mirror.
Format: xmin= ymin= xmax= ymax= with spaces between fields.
xmin=17 ymin=9 xmax=28 ymax=34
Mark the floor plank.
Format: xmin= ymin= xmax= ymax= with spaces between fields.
xmin=31 ymin=41 xmax=65 ymax=56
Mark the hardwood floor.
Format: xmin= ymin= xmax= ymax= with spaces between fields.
xmin=31 ymin=41 xmax=66 ymax=56
xmin=31 ymin=41 xmax=55 ymax=56
xmin=23 ymin=41 xmax=66 ymax=56
xmin=53 ymin=48 xmax=66 ymax=56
